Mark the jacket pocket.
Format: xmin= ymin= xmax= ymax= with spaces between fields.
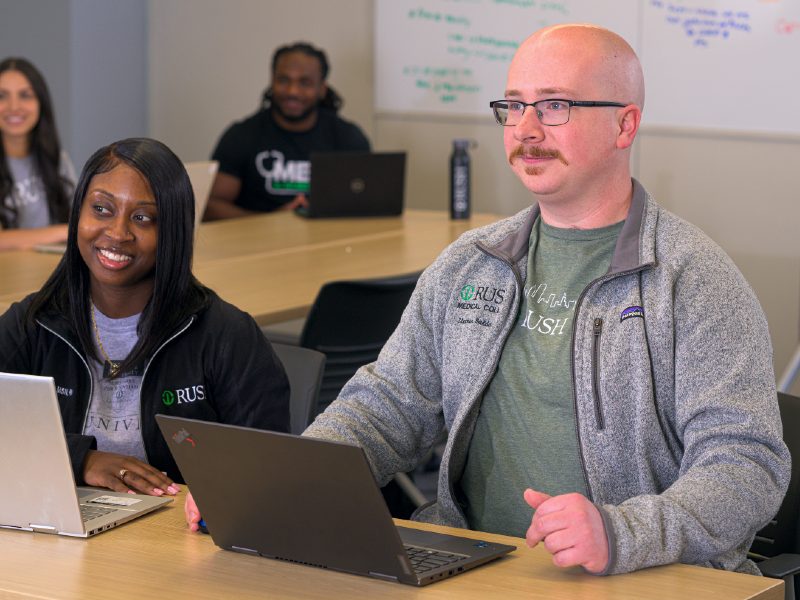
xmin=591 ymin=317 xmax=605 ymax=430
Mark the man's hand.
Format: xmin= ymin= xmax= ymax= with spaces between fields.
xmin=185 ymin=492 xmax=203 ymax=532
xmin=281 ymin=193 xmax=310 ymax=211
xmin=82 ymin=450 xmax=179 ymax=496
xmin=524 ymin=488 xmax=609 ymax=574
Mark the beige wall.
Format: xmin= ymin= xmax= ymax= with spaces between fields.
xmin=148 ymin=1 xmax=800 ymax=393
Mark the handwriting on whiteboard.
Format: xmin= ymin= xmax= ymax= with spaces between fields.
xmin=650 ymin=0 xmax=751 ymax=47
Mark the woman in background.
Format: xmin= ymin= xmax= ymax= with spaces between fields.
xmin=0 ymin=137 xmax=289 ymax=496
xmin=0 ymin=57 xmax=74 ymax=250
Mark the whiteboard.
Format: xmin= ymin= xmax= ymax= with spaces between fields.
xmin=375 ymin=0 xmax=800 ymax=134
xmin=642 ymin=0 xmax=800 ymax=133
xmin=374 ymin=0 xmax=640 ymax=119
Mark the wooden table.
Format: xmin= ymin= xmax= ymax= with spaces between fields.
xmin=0 ymin=210 xmax=499 ymax=324
xmin=0 ymin=491 xmax=782 ymax=599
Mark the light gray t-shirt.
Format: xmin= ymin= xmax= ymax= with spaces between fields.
xmin=460 ymin=216 xmax=623 ymax=537
xmin=82 ymin=307 xmax=146 ymax=462
xmin=1 ymin=150 xmax=75 ymax=228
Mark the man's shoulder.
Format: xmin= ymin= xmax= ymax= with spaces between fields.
xmin=191 ymin=290 xmax=259 ymax=336
xmin=448 ymin=207 xmax=533 ymax=252
xmin=427 ymin=208 xmax=533 ymax=277
xmin=649 ymin=201 xmax=732 ymax=265
xmin=643 ymin=199 xmax=753 ymax=296
xmin=318 ymin=109 xmax=368 ymax=137
xmin=220 ymin=108 xmax=270 ymax=139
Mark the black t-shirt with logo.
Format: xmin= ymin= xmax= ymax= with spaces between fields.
xmin=211 ymin=107 xmax=371 ymax=212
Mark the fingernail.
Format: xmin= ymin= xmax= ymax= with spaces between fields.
xmin=127 ymin=490 xmax=135 ymax=494
xmin=167 ymin=485 xmax=179 ymax=494
xmin=153 ymin=488 xmax=165 ymax=496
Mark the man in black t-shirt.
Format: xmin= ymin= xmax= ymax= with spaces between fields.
xmin=205 ymin=42 xmax=370 ymax=219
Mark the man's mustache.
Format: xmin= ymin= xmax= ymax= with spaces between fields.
xmin=508 ymin=146 xmax=568 ymax=166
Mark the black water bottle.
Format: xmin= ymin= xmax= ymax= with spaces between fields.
xmin=450 ymin=139 xmax=471 ymax=220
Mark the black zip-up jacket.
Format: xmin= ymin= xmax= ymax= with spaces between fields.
xmin=0 ymin=291 xmax=289 ymax=483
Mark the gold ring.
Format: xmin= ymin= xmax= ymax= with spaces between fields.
xmin=118 ymin=468 xmax=129 ymax=481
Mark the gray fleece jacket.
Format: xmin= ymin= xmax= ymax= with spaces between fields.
xmin=305 ymin=179 xmax=789 ymax=576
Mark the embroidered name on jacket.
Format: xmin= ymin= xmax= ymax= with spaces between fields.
xmin=620 ymin=306 xmax=644 ymax=322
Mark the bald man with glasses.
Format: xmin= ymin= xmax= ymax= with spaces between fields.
xmin=188 ymin=24 xmax=789 ymax=578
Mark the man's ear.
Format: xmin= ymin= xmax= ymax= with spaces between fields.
xmin=616 ymin=104 xmax=642 ymax=150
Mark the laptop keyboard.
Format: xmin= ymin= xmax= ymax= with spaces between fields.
xmin=404 ymin=545 xmax=465 ymax=574
xmin=80 ymin=504 xmax=116 ymax=522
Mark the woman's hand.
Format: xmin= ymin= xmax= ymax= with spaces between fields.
xmin=82 ymin=449 xmax=179 ymax=496
xmin=184 ymin=492 xmax=203 ymax=532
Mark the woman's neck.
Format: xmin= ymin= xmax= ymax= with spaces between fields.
xmin=2 ymin=134 xmax=30 ymax=159
xmin=91 ymin=283 xmax=153 ymax=319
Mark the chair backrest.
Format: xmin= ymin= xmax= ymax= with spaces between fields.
xmin=270 ymin=342 xmax=326 ymax=435
xmin=183 ymin=160 xmax=219 ymax=228
xmin=299 ymin=272 xmax=421 ymax=412
xmin=751 ymin=392 xmax=800 ymax=557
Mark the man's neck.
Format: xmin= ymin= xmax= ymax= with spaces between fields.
xmin=537 ymin=178 xmax=633 ymax=230
xmin=270 ymin=108 xmax=319 ymax=133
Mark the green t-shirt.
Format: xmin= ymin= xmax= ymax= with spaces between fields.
xmin=459 ymin=216 xmax=623 ymax=536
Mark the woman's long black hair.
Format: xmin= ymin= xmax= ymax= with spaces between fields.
xmin=0 ymin=57 xmax=71 ymax=228
xmin=28 ymin=137 xmax=210 ymax=375
xmin=261 ymin=41 xmax=343 ymax=111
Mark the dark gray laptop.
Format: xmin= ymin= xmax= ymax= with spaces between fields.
xmin=0 ymin=372 xmax=171 ymax=537
xmin=156 ymin=415 xmax=514 ymax=586
xmin=297 ymin=151 xmax=406 ymax=218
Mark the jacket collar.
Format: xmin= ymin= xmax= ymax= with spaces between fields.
xmin=35 ymin=303 xmax=199 ymax=357
xmin=485 ymin=178 xmax=652 ymax=274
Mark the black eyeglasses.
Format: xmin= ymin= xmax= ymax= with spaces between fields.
xmin=489 ymin=99 xmax=627 ymax=127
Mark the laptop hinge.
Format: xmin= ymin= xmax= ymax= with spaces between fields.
xmin=30 ymin=524 xmax=57 ymax=533
xmin=368 ymin=572 xmax=400 ymax=582
xmin=231 ymin=546 xmax=260 ymax=556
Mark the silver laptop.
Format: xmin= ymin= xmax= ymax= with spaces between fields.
xmin=156 ymin=415 xmax=514 ymax=586
xmin=0 ymin=372 xmax=171 ymax=537
xmin=297 ymin=151 xmax=406 ymax=218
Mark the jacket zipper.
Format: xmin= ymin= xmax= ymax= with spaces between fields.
xmin=445 ymin=244 xmax=523 ymax=511
xmin=569 ymin=265 xmax=652 ymax=501
xmin=39 ymin=316 xmax=195 ymax=466
xmin=37 ymin=321 xmax=95 ymax=434
xmin=137 ymin=316 xmax=195 ymax=463
xmin=592 ymin=318 xmax=605 ymax=430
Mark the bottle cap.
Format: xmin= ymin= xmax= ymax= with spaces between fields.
xmin=453 ymin=139 xmax=470 ymax=150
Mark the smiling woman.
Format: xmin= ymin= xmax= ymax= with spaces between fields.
xmin=0 ymin=138 xmax=290 ymax=496
xmin=77 ymin=163 xmax=159 ymax=319
xmin=0 ymin=57 xmax=75 ymax=250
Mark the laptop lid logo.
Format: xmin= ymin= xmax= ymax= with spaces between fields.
xmin=350 ymin=178 xmax=366 ymax=194
xmin=172 ymin=428 xmax=196 ymax=447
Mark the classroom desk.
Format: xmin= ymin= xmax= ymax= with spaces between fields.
xmin=0 ymin=210 xmax=500 ymax=323
xmin=0 ymin=249 xmax=60 ymax=304
xmin=0 ymin=492 xmax=782 ymax=600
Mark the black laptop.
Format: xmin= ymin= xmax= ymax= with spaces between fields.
xmin=156 ymin=415 xmax=514 ymax=586
xmin=296 ymin=151 xmax=406 ymax=218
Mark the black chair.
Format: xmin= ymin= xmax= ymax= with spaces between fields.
xmin=297 ymin=272 xmax=421 ymax=413
xmin=279 ymin=272 xmax=424 ymax=516
xmin=270 ymin=342 xmax=326 ymax=435
xmin=750 ymin=392 xmax=800 ymax=600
